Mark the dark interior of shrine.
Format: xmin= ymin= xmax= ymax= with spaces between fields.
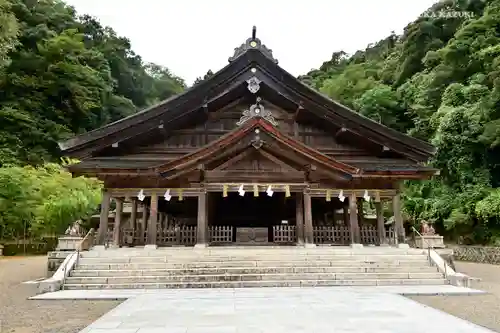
xmin=210 ymin=192 xmax=296 ymax=228
xmin=154 ymin=192 xmax=349 ymax=231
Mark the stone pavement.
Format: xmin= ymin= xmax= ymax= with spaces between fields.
xmin=78 ymin=287 xmax=494 ymax=333
xmin=31 ymin=285 xmax=485 ymax=300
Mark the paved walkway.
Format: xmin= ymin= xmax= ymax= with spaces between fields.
xmin=31 ymin=285 xmax=485 ymax=300
xmin=78 ymin=288 xmax=494 ymax=333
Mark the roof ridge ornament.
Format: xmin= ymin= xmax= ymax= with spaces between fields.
xmin=246 ymin=76 xmax=261 ymax=94
xmin=228 ymin=26 xmax=278 ymax=64
xmin=236 ymin=97 xmax=278 ymax=127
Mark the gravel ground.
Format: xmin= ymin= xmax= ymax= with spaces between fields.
xmin=409 ymin=261 xmax=500 ymax=332
xmin=0 ymin=256 xmax=121 ymax=333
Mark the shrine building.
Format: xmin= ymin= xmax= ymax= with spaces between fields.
xmin=59 ymin=28 xmax=437 ymax=249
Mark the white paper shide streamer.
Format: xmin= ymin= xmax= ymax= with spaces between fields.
xmin=238 ymin=184 xmax=245 ymax=196
xmin=338 ymin=190 xmax=345 ymax=202
xmin=137 ymin=189 xmax=145 ymax=201
xmin=266 ymin=185 xmax=274 ymax=197
xmin=164 ymin=189 xmax=172 ymax=201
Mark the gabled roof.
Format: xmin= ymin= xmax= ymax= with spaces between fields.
xmin=157 ymin=117 xmax=359 ymax=180
xmin=60 ymin=27 xmax=435 ymax=162
xmin=68 ymin=116 xmax=438 ymax=179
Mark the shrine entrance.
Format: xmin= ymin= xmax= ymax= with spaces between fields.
xmin=209 ymin=192 xmax=297 ymax=245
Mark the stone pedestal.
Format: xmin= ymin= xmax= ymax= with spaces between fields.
xmin=0 ymin=244 xmax=3 ymax=256
xmin=415 ymin=235 xmax=445 ymax=249
xmin=56 ymin=236 xmax=83 ymax=251
xmin=46 ymin=251 xmax=72 ymax=277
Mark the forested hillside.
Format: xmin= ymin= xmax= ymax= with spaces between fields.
xmin=300 ymin=0 xmax=500 ymax=244
xmin=0 ymin=0 xmax=185 ymax=166
xmin=0 ymin=0 xmax=184 ymax=240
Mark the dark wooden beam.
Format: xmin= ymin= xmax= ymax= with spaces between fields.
xmin=293 ymin=104 xmax=304 ymax=121
xmin=204 ymin=170 xmax=305 ymax=182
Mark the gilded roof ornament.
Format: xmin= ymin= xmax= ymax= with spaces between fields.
xmin=246 ymin=76 xmax=261 ymax=94
xmin=236 ymin=97 xmax=278 ymax=127
xmin=228 ymin=26 xmax=278 ymax=64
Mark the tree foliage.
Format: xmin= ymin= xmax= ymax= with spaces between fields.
xmin=0 ymin=0 xmax=185 ymax=238
xmin=302 ymin=0 xmax=500 ymax=244
xmin=0 ymin=162 xmax=102 ymax=239
xmin=0 ymin=0 xmax=186 ymax=166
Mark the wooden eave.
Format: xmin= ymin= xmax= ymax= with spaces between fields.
xmin=59 ymin=41 xmax=435 ymax=163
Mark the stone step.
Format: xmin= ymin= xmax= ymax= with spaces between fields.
xmin=75 ymin=260 xmax=429 ymax=270
xmin=70 ymin=265 xmax=438 ymax=277
xmin=65 ymin=272 xmax=444 ymax=285
xmin=77 ymin=255 xmax=429 ymax=264
xmin=62 ymin=278 xmax=448 ymax=290
xmin=82 ymin=249 xmax=426 ymax=258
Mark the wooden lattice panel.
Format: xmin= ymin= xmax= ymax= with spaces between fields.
xmin=209 ymin=226 xmax=233 ymax=243
xmin=272 ymin=225 xmax=296 ymax=243
xmin=178 ymin=226 xmax=197 ymax=246
xmin=313 ymin=226 xmax=350 ymax=245
xmin=360 ymin=225 xmax=378 ymax=245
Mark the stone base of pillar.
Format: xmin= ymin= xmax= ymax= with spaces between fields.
xmin=350 ymin=243 xmax=363 ymax=249
xmin=304 ymin=243 xmax=316 ymax=248
xmin=397 ymin=243 xmax=410 ymax=249
xmin=144 ymin=244 xmax=158 ymax=250
xmin=194 ymin=243 xmax=208 ymax=249
xmin=93 ymin=245 xmax=106 ymax=251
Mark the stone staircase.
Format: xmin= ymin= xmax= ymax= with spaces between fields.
xmin=63 ymin=247 xmax=448 ymax=290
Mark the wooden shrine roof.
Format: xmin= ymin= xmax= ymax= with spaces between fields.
xmin=59 ymin=28 xmax=435 ymax=163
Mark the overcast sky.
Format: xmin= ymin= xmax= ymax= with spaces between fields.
xmin=64 ymin=0 xmax=440 ymax=85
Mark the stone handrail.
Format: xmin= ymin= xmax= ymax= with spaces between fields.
xmin=37 ymin=228 xmax=95 ymax=294
xmin=77 ymin=228 xmax=95 ymax=251
xmin=411 ymin=227 xmax=475 ymax=287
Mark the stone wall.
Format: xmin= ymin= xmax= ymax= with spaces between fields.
xmin=47 ymin=251 xmax=72 ymax=277
xmin=453 ymin=246 xmax=500 ymax=265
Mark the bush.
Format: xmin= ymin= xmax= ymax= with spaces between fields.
xmin=0 ymin=162 xmax=102 ymax=240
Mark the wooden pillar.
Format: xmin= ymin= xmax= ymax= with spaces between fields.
xmin=196 ymin=190 xmax=208 ymax=247
xmin=97 ymin=191 xmax=111 ymax=245
xmin=112 ymin=198 xmax=123 ymax=247
xmin=343 ymin=204 xmax=349 ymax=226
xmin=303 ymin=191 xmax=314 ymax=245
xmin=375 ymin=200 xmax=386 ymax=245
xmin=393 ymin=193 xmax=405 ymax=244
xmin=349 ymin=192 xmax=361 ymax=244
xmin=357 ymin=198 xmax=365 ymax=225
xmin=147 ymin=194 xmax=158 ymax=246
xmin=296 ymin=193 xmax=304 ymax=245
xmin=130 ymin=199 xmax=138 ymax=244
xmin=140 ymin=203 xmax=148 ymax=244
